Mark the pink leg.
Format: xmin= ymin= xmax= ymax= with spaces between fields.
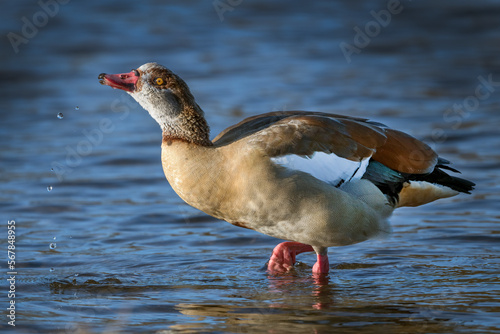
xmin=267 ymin=242 xmax=314 ymax=273
xmin=312 ymin=253 xmax=330 ymax=274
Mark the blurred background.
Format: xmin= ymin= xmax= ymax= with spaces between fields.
xmin=1 ymin=0 xmax=499 ymax=333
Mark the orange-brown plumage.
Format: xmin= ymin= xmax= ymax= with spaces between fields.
xmin=99 ymin=63 xmax=475 ymax=275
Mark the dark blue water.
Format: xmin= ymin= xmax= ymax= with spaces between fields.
xmin=1 ymin=0 xmax=500 ymax=333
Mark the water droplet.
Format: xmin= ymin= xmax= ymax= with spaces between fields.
xmin=53 ymin=236 xmax=57 ymax=241
xmin=75 ymin=106 xmax=80 ymax=111
xmin=47 ymin=186 xmax=53 ymax=192
xmin=49 ymin=243 xmax=56 ymax=249
xmin=51 ymin=168 xmax=54 ymax=172
xmin=57 ymin=112 xmax=64 ymax=119
xmin=50 ymin=268 xmax=55 ymax=272
xmin=74 ymin=273 xmax=79 ymax=277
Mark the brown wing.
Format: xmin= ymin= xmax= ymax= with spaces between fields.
xmin=246 ymin=115 xmax=387 ymax=162
xmin=372 ymin=129 xmax=437 ymax=174
xmin=213 ymin=111 xmax=370 ymax=145
xmin=214 ymin=111 xmax=437 ymax=174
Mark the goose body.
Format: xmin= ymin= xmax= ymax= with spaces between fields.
xmin=98 ymin=63 xmax=474 ymax=274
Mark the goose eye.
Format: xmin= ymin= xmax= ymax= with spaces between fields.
xmin=155 ymin=77 xmax=164 ymax=86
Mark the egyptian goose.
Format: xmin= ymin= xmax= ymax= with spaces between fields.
xmin=98 ymin=63 xmax=475 ymax=275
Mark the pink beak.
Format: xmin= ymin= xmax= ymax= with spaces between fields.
xmin=98 ymin=70 xmax=139 ymax=92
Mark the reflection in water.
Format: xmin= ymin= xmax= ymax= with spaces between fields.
xmin=311 ymin=275 xmax=334 ymax=310
xmin=171 ymin=270 xmax=467 ymax=334
xmin=266 ymin=272 xmax=334 ymax=310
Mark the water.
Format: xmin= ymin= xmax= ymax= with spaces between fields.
xmin=1 ymin=0 xmax=500 ymax=333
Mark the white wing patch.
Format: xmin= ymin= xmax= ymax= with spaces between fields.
xmin=271 ymin=152 xmax=370 ymax=186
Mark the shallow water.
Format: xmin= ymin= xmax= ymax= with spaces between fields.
xmin=1 ymin=0 xmax=500 ymax=333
